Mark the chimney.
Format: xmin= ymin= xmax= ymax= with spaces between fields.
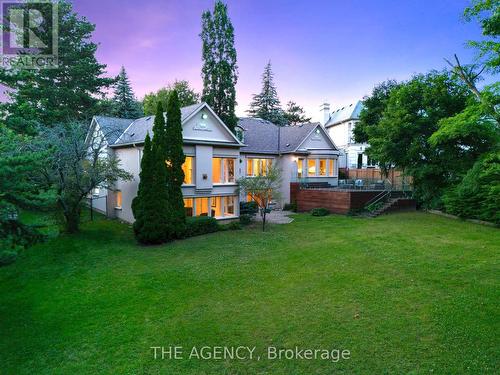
xmin=320 ymin=102 xmax=330 ymax=125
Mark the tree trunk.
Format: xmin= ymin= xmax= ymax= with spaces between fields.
xmin=64 ymin=208 xmax=80 ymax=234
xmin=262 ymin=210 xmax=266 ymax=232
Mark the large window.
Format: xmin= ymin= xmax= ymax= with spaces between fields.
xmin=329 ymin=159 xmax=335 ymax=176
xmin=297 ymin=158 xmax=304 ymax=178
xmin=195 ymin=197 xmax=209 ymax=216
xmin=182 ymin=156 xmax=194 ymax=184
xmin=224 ymin=196 xmax=235 ymax=216
xmin=319 ymin=159 xmax=327 ymax=176
xmin=213 ymin=157 xmax=236 ymax=183
xmin=185 ymin=196 xmax=238 ymax=218
xmin=247 ymin=158 xmax=272 ymax=176
xmin=308 ymin=159 xmax=316 ymax=176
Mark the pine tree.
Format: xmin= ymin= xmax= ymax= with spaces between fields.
xmin=200 ymin=1 xmax=238 ymax=132
xmin=112 ymin=66 xmax=143 ymax=118
xmin=165 ymin=91 xmax=187 ymax=238
xmin=131 ymin=102 xmax=170 ymax=244
xmin=247 ymin=61 xmax=287 ymax=125
xmin=283 ymin=101 xmax=312 ymax=125
xmin=0 ymin=0 xmax=114 ymax=134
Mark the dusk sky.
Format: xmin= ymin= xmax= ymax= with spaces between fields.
xmin=72 ymin=0 xmax=487 ymax=122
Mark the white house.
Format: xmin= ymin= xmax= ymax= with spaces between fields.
xmin=89 ymin=103 xmax=339 ymax=223
xmin=320 ymin=101 xmax=377 ymax=169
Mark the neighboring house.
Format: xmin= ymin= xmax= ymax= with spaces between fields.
xmin=89 ymin=103 xmax=339 ymax=223
xmin=320 ymin=100 xmax=377 ymax=169
xmin=237 ymin=118 xmax=339 ymax=205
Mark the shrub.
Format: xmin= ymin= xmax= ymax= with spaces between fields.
xmin=0 ymin=250 xmax=17 ymax=266
xmin=283 ymin=202 xmax=297 ymax=212
xmin=184 ymin=216 xmax=219 ymax=238
xmin=311 ymin=207 xmax=330 ymax=216
xmin=443 ymin=151 xmax=500 ymax=224
xmin=219 ymin=221 xmax=242 ymax=231
xmin=239 ymin=214 xmax=253 ymax=226
xmin=240 ymin=201 xmax=258 ymax=216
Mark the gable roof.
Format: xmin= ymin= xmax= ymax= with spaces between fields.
xmin=324 ymin=100 xmax=364 ymax=127
xmin=93 ymin=116 xmax=134 ymax=144
xmin=98 ymin=102 xmax=242 ymax=147
xmin=238 ymin=118 xmax=338 ymax=154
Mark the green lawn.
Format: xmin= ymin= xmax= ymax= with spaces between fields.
xmin=1 ymin=212 xmax=498 ymax=374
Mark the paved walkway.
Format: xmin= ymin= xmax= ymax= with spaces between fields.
xmin=255 ymin=210 xmax=294 ymax=224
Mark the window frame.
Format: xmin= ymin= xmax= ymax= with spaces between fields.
xmin=182 ymin=156 xmax=195 ymax=185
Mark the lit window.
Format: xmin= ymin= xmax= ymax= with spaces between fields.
xmin=195 ymin=197 xmax=209 ymax=216
xmin=182 ymin=156 xmax=194 ymax=184
xmin=224 ymin=196 xmax=236 ymax=216
xmin=115 ymin=191 xmax=122 ymax=209
xmin=329 ymin=159 xmax=335 ymax=176
xmin=211 ymin=196 xmax=222 ymax=217
xmin=308 ymin=159 xmax=316 ymax=176
xmin=297 ymin=158 xmax=304 ymax=178
xmin=247 ymin=158 xmax=272 ymax=176
xmin=212 ymin=158 xmax=221 ymax=183
xmin=184 ymin=198 xmax=194 ymax=216
xmin=319 ymin=159 xmax=327 ymax=176
xmin=213 ymin=158 xmax=236 ymax=183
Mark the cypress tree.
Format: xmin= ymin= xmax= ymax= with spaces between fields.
xmin=131 ymin=102 xmax=170 ymax=244
xmin=200 ymin=1 xmax=238 ymax=132
xmin=165 ymin=90 xmax=187 ymax=238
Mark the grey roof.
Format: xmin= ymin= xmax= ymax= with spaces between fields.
xmin=238 ymin=118 xmax=336 ymax=154
xmin=114 ymin=103 xmax=204 ymax=145
xmin=94 ymin=116 xmax=134 ymax=144
xmin=324 ymin=100 xmax=364 ymax=127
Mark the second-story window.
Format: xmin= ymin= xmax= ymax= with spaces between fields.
xmin=246 ymin=158 xmax=272 ymax=176
xmin=213 ymin=157 xmax=236 ymax=183
xmin=182 ymin=156 xmax=194 ymax=184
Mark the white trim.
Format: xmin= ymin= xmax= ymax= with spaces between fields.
xmin=295 ymin=124 xmax=339 ymax=152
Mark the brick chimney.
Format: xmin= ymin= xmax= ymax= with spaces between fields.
xmin=320 ymin=102 xmax=330 ymax=125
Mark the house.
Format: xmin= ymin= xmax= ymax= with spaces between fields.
xmin=320 ymin=101 xmax=377 ymax=169
xmin=89 ymin=103 xmax=339 ymax=223
xmin=236 ymin=118 xmax=339 ymax=204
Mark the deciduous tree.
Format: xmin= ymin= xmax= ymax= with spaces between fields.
xmin=143 ymin=80 xmax=199 ymax=116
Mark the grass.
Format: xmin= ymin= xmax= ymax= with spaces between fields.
xmin=0 ymin=212 xmax=498 ymax=374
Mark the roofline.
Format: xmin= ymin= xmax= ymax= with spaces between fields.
xmin=294 ymin=123 xmax=339 ymax=152
xmin=110 ymin=138 xmax=242 ymax=149
xmin=324 ymin=118 xmax=357 ymax=128
xmin=185 ymin=103 xmax=244 ymax=146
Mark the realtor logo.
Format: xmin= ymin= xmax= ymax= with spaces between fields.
xmin=1 ymin=0 xmax=58 ymax=69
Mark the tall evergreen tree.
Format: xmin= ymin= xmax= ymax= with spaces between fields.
xmin=0 ymin=0 xmax=114 ymax=134
xmin=131 ymin=102 xmax=170 ymax=244
xmin=247 ymin=62 xmax=287 ymax=125
xmin=112 ymin=66 xmax=143 ymax=118
xmin=165 ymin=91 xmax=186 ymax=238
xmin=200 ymin=1 xmax=238 ymax=132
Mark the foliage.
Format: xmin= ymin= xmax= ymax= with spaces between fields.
xmin=354 ymin=80 xmax=400 ymax=144
xmin=283 ymin=202 xmax=297 ymax=212
xmin=165 ymin=91 xmax=187 ymax=239
xmin=247 ymin=61 xmax=287 ymax=125
xmin=364 ymin=71 xmax=471 ymax=206
xmin=443 ymin=151 xmax=500 ymax=224
xmin=464 ymin=0 xmax=500 ymax=73
xmin=0 ymin=0 xmax=114 ymax=134
xmin=30 ymin=122 xmax=132 ymax=233
xmin=239 ymin=201 xmax=258 ymax=216
xmin=184 ymin=216 xmax=219 ymax=237
xmin=200 ymin=1 xmax=238 ymax=132
xmin=238 ymin=164 xmax=282 ymax=231
xmin=0 ymin=250 xmax=17 ymax=266
xmin=111 ymin=66 xmax=143 ymax=118
xmin=239 ymin=214 xmax=253 ymax=226
xmin=311 ymin=207 xmax=330 ymax=216
xmin=143 ymin=80 xmax=199 ymax=116
xmin=132 ymin=105 xmax=170 ymax=244
xmin=283 ymin=101 xmax=311 ymax=125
